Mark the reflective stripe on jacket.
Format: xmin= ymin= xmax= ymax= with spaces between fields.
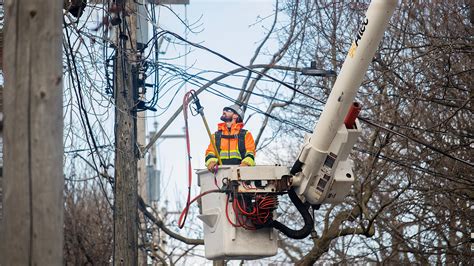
xmin=205 ymin=122 xmax=256 ymax=166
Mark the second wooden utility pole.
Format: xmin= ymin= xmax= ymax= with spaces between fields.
xmin=113 ymin=0 xmax=139 ymax=264
xmin=1 ymin=0 xmax=64 ymax=264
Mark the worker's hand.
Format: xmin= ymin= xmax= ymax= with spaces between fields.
xmin=207 ymin=161 xmax=217 ymax=173
xmin=240 ymin=161 xmax=251 ymax=167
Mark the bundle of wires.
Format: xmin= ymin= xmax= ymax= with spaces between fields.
xmin=225 ymin=192 xmax=278 ymax=230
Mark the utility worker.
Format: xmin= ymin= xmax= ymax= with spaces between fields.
xmin=205 ymin=104 xmax=256 ymax=172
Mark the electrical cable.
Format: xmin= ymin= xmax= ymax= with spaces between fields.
xmin=145 ymin=30 xmax=326 ymax=104
xmin=197 ymin=82 xmax=473 ymax=171
xmin=353 ymin=147 xmax=473 ymax=186
xmin=177 ymin=189 xmax=223 ymax=228
xmin=141 ymin=31 xmax=472 ymax=173
xmin=196 ymin=83 xmax=472 ymax=184
xmin=64 ymin=21 xmax=107 ymax=169
xmin=232 ymin=193 xmax=256 ymax=230
xmin=178 ymin=90 xmax=198 ymax=228
xmin=224 ymin=191 xmax=279 ymax=230
xmin=225 ymin=194 xmax=242 ymax=228
xmin=66 ymin=7 xmax=472 ymax=173
xmin=204 ymin=86 xmax=312 ymax=132
xmin=157 ymin=60 xmax=325 ymax=111
xmin=266 ymin=188 xmax=313 ymax=239
xmin=63 ymin=21 xmax=113 ymax=211
xmin=359 ymin=117 xmax=474 ymax=168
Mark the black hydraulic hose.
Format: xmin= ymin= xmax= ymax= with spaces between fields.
xmin=268 ymin=188 xmax=313 ymax=239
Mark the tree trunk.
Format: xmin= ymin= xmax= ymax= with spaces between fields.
xmin=0 ymin=0 xmax=64 ymax=264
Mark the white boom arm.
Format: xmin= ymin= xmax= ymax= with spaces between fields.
xmin=196 ymin=1 xmax=398 ymax=259
xmin=291 ymin=0 xmax=398 ymax=204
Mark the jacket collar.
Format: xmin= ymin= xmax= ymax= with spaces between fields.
xmin=218 ymin=122 xmax=244 ymax=133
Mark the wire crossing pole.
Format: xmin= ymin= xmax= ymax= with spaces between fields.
xmin=1 ymin=0 xmax=64 ymax=264
xmin=114 ymin=0 xmax=139 ymax=265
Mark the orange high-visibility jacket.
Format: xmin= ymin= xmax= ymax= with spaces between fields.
xmin=205 ymin=122 xmax=256 ymax=166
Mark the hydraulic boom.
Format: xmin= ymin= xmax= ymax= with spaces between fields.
xmin=291 ymin=0 xmax=398 ymax=205
xmin=196 ymin=0 xmax=398 ymax=260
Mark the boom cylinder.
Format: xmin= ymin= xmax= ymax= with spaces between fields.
xmin=344 ymin=102 xmax=362 ymax=129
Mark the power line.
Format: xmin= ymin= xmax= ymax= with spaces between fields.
xmin=150 ymin=30 xmax=326 ymax=105
xmin=353 ymin=147 xmax=473 ymax=186
xmin=359 ymin=117 xmax=474 ymax=168
xmin=204 ymin=87 xmax=312 ymax=133
xmin=64 ymin=145 xmax=113 ymax=154
xmin=136 ymin=29 xmax=473 ymax=171
xmin=145 ymin=60 xmax=325 ymax=117
xmin=206 ymin=86 xmax=473 ymax=184
xmin=63 ymin=20 xmax=114 ymax=209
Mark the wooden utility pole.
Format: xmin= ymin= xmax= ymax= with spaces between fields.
xmin=137 ymin=106 xmax=147 ymax=266
xmin=113 ymin=0 xmax=139 ymax=264
xmin=135 ymin=2 xmax=149 ymax=264
xmin=113 ymin=1 xmax=190 ymax=264
xmin=0 ymin=0 xmax=64 ymax=265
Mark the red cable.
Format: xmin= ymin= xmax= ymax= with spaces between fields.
xmin=225 ymin=194 xmax=241 ymax=227
xmin=236 ymin=194 xmax=256 ymax=215
xmin=178 ymin=90 xmax=197 ymax=229
xmin=178 ymin=100 xmax=281 ymax=230
xmin=178 ymin=189 xmax=221 ymax=228
xmin=232 ymin=195 xmax=246 ymax=227
xmin=233 ymin=198 xmax=255 ymax=230
xmin=224 ymin=192 xmax=279 ymax=228
xmin=233 ymin=200 xmax=244 ymax=227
